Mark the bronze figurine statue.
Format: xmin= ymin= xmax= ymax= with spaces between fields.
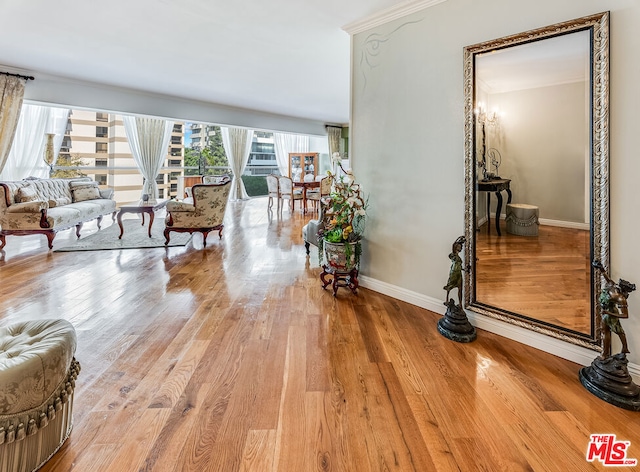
xmin=579 ymin=260 xmax=640 ymax=411
xmin=593 ymin=260 xmax=635 ymax=358
xmin=443 ymin=236 xmax=465 ymax=307
xmin=437 ymin=236 xmax=476 ymax=343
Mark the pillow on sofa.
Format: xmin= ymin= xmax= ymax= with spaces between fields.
xmin=68 ymin=180 xmax=97 ymax=189
xmin=16 ymin=186 xmax=38 ymax=203
xmin=48 ymin=197 xmax=72 ymax=208
xmin=71 ymin=184 xmax=101 ymax=202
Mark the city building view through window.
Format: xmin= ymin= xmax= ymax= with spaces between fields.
xmin=53 ymin=108 xmax=330 ymax=203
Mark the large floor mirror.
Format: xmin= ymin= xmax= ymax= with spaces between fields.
xmin=462 ymin=12 xmax=609 ymax=349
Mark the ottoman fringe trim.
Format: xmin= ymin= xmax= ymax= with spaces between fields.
xmin=505 ymin=213 xmax=540 ymax=227
xmin=0 ymin=358 xmax=80 ymax=445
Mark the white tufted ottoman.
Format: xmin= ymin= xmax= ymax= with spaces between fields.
xmin=0 ymin=319 xmax=80 ymax=472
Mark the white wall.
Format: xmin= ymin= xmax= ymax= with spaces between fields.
xmin=492 ymin=81 xmax=587 ymax=223
xmin=350 ymin=0 xmax=640 ymax=369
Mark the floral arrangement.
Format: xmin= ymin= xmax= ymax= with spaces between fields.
xmin=318 ymin=155 xmax=367 ymax=268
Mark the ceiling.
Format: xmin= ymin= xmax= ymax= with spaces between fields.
xmin=0 ymin=0 xmax=406 ymax=125
xmin=476 ymin=30 xmax=590 ymax=94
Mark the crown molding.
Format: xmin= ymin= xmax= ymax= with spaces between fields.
xmin=343 ymin=0 xmax=447 ymax=35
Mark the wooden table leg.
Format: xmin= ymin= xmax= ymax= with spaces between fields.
xmin=147 ymin=210 xmax=154 ymax=238
xmin=486 ymin=193 xmax=491 ymax=234
xmin=117 ymin=210 xmax=125 ymax=239
xmin=302 ymin=187 xmax=307 ymax=214
xmin=495 ymin=190 xmax=503 ymax=236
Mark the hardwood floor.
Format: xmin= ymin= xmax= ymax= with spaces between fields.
xmin=476 ymin=222 xmax=591 ymax=334
xmin=1 ymin=198 xmax=638 ymax=471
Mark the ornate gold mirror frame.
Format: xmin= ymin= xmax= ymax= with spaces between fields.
xmin=463 ymin=12 xmax=609 ymax=349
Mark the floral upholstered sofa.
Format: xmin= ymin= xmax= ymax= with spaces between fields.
xmin=0 ymin=177 xmax=116 ymax=250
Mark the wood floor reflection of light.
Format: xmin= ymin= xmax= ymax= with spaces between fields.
xmin=0 ymin=198 xmax=637 ymax=472
xmin=476 ymin=221 xmax=591 ymax=334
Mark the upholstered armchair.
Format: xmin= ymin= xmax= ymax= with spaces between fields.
xmin=185 ymin=175 xmax=230 ymax=199
xmin=302 ymin=200 xmax=330 ymax=254
xmin=164 ymin=181 xmax=231 ymax=246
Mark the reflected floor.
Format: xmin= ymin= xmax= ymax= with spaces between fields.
xmin=476 ymin=221 xmax=590 ymax=334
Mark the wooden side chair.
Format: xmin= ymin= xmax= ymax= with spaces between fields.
xmin=278 ymin=175 xmax=303 ymax=212
xmin=266 ymin=174 xmax=280 ymax=211
xmin=306 ymin=175 xmax=331 ymax=212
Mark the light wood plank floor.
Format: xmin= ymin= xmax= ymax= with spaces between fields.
xmin=0 ymin=198 xmax=638 ymax=471
xmin=476 ymin=221 xmax=591 ymax=334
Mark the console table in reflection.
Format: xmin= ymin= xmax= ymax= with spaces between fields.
xmin=477 ymin=178 xmax=512 ymax=236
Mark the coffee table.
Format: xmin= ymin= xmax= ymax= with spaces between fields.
xmin=116 ymin=199 xmax=169 ymax=239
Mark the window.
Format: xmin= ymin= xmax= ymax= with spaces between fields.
xmin=95 ymin=158 xmax=107 ymax=167
xmin=96 ymin=126 xmax=108 ymax=138
xmin=173 ymin=124 xmax=182 ymax=133
xmin=96 ymin=175 xmax=107 ymax=185
xmin=96 ymin=143 xmax=107 ymax=153
xmin=252 ymin=142 xmax=275 ymax=153
xmin=252 ymin=153 xmax=274 ymax=161
xmin=156 ymin=175 xmax=164 ymax=184
xmin=169 ymin=159 xmax=181 ymax=167
xmin=171 ymin=136 xmax=182 ymax=145
xmin=96 ymin=113 xmax=108 ymax=122
xmin=159 ymin=189 xmax=164 ymax=198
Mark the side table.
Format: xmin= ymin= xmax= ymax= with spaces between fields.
xmin=116 ymin=198 xmax=168 ymax=239
xmin=477 ymin=178 xmax=512 ymax=236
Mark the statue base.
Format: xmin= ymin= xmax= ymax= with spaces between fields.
xmin=579 ymin=353 xmax=640 ymax=411
xmin=437 ymin=300 xmax=477 ymax=343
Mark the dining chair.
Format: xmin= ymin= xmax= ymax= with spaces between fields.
xmin=266 ymin=174 xmax=280 ymax=211
xmin=306 ymin=175 xmax=331 ymax=212
xmin=278 ymin=175 xmax=303 ymax=212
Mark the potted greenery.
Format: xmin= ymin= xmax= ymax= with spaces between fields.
xmin=318 ymin=159 xmax=367 ymax=272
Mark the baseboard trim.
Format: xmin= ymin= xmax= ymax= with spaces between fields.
xmin=539 ymin=218 xmax=590 ymax=230
xmin=358 ymin=275 xmax=639 ymax=383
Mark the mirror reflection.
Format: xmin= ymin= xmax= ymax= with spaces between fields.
xmin=475 ymin=31 xmax=591 ymax=334
xmin=463 ymin=12 xmax=610 ymax=348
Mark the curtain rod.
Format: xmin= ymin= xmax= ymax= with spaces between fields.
xmin=1 ymin=71 xmax=35 ymax=81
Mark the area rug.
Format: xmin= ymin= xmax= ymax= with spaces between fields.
xmin=55 ymin=219 xmax=192 ymax=252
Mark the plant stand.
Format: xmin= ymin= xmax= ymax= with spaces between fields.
xmin=320 ymin=265 xmax=359 ymax=296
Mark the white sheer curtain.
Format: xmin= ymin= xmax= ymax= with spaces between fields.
xmin=326 ymin=126 xmax=342 ymax=159
xmin=123 ymin=115 xmax=174 ymax=199
xmin=0 ymin=75 xmax=27 ymax=176
xmin=273 ymin=133 xmax=309 ymax=176
xmin=49 ymin=108 xmax=70 ymax=166
xmin=221 ymin=127 xmax=253 ymax=201
xmin=0 ymin=104 xmax=58 ymax=180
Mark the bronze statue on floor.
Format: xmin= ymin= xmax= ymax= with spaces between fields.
xmin=444 ymin=236 xmax=465 ymax=307
xmin=594 ymin=260 xmax=634 ymax=357
xmin=437 ymin=236 xmax=476 ymax=343
xmin=579 ymin=260 xmax=640 ymax=411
